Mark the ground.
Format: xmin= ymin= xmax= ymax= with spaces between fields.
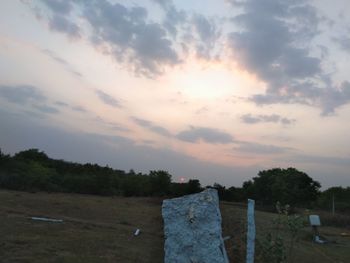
xmin=0 ymin=190 xmax=349 ymax=263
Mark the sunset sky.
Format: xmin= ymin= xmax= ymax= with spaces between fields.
xmin=1 ymin=0 xmax=350 ymax=188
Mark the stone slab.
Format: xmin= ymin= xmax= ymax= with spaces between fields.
xmin=162 ymin=189 xmax=229 ymax=263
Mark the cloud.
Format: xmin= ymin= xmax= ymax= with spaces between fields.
xmin=0 ymin=84 xmax=62 ymax=115
xmin=192 ymin=14 xmax=221 ymax=59
xmin=93 ymin=116 xmax=129 ymax=133
xmin=318 ymin=81 xmax=350 ymax=115
xmin=41 ymin=0 xmax=73 ymax=14
xmin=152 ymin=0 xmax=172 ymax=9
xmin=153 ymin=0 xmax=221 ymax=60
xmin=71 ymin=105 xmax=86 ymax=112
xmin=33 ymin=104 xmax=60 ymax=114
xmin=41 ymin=49 xmax=82 ymax=77
xmin=86 ymin=133 xmax=134 ymax=146
xmin=41 ymin=48 xmax=68 ymax=65
xmin=333 ymin=36 xmax=350 ymax=52
xmin=153 ymin=0 xmax=187 ymax=38
xmin=36 ymin=0 xmax=224 ymax=76
xmin=38 ymin=0 xmax=181 ymax=77
xmin=48 ymin=14 xmax=81 ymax=38
xmin=54 ymin=101 xmax=69 ymax=107
xmin=241 ymin=113 xmax=295 ymax=125
xmin=195 ymin=106 xmax=209 ymax=115
xmin=176 ymin=127 xmax=234 ymax=144
xmin=109 ymin=124 xmax=130 ymax=133
xmin=41 ymin=0 xmax=80 ymax=38
xmin=288 ymin=153 xmax=350 ymax=167
xmin=54 ymin=101 xmax=87 ymax=113
xmin=227 ymin=0 xmax=350 ymax=114
xmin=0 ymin=109 xmax=256 ymax=187
xmin=32 ymin=0 xmax=350 ymax=111
xmin=0 ymin=85 xmax=46 ymax=104
xmin=131 ymin=117 xmax=172 ymax=137
xmin=332 ymin=27 xmax=350 ymax=52
xmin=234 ymin=141 xmax=291 ymax=155
xmin=95 ymin=90 xmax=121 ymax=108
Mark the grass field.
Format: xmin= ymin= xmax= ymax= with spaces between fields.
xmin=0 ymin=190 xmax=349 ymax=263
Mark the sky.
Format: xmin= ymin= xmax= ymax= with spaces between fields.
xmin=1 ymin=0 xmax=350 ymax=189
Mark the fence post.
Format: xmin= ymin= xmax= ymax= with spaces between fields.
xmin=246 ymin=199 xmax=255 ymax=263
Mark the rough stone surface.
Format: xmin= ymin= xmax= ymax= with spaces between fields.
xmin=162 ymin=189 xmax=229 ymax=263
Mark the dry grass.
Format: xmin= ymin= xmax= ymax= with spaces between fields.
xmin=0 ymin=190 xmax=349 ymax=263
xmin=0 ymin=190 xmax=164 ymax=263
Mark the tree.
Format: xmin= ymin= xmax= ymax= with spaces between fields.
xmin=0 ymin=148 xmax=10 ymax=164
xmin=243 ymin=168 xmax=321 ymax=207
xmin=187 ymin=179 xmax=202 ymax=194
xmin=213 ymin=183 xmax=226 ymax=200
xmin=317 ymin=186 xmax=350 ymax=213
xmin=14 ymin=149 xmax=49 ymax=163
xmin=224 ymin=186 xmax=245 ymax=202
xmin=170 ymin=182 xmax=187 ymax=196
xmin=149 ymin=170 xmax=172 ymax=196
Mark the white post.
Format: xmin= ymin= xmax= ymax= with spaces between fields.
xmin=246 ymin=199 xmax=255 ymax=263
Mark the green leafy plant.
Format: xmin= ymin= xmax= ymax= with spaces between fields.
xmin=258 ymin=202 xmax=305 ymax=263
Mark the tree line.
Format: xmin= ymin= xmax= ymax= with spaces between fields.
xmin=0 ymin=148 xmax=349 ymax=211
xmin=0 ymin=148 xmax=202 ymax=197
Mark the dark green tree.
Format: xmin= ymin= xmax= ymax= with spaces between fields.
xmin=0 ymin=148 xmax=10 ymax=164
xmin=14 ymin=149 xmax=49 ymax=162
xmin=317 ymin=186 xmax=350 ymax=213
xmin=149 ymin=170 xmax=172 ymax=196
xmin=187 ymin=179 xmax=202 ymax=194
xmin=243 ymin=168 xmax=321 ymax=207
xmin=224 ymin=186 xmax=245 ymax=202
xmin=213 ymin=183 xmax=226 ymax=200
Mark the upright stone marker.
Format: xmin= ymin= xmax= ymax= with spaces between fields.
xmin=162 ymin=189 xmax=229 ymax=263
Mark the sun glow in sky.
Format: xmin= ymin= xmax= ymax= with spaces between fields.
xmin=168 ymin=59 xmax=259 ymax=99
xmin=1 ymin=0 xmax=350 ymax=188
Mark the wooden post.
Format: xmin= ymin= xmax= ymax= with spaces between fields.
xmin=246 ymin=199 xmax=255 ymax=263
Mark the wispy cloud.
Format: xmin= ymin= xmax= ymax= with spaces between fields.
xmin=241 ymin=113 xmax=295 ymax=125
xmin=0 ymin=108 xmax=256 ymax=186
xmin=41 ymin=49 xmax=82 ymax=77
xmin=152 ymin=0 xmax=187 ymax=38
xmin=191 ymin=14 xmax=221 ymax=59
xmin=95 ymin=90 xmax=121 ymax=108
xmin=0 ymin=84 xmax=61 ymax=115
xmin=41 ymin=0 xmax=81 ymax=39
xmin=227 ymin=0 xmax=350 ymax=115
xmin=94 ymin=116 xmax=130 ymax=133
xmin=39 ymin=0 xmax=180 ymax=77
xmin=131 ymin=117 xmax=172 ymax=137
xmin=71 ymin=105 xmax=87 ymax=112
xmin=0 ymin=84 xmax=46 ymax=104
xmin=27 ymin=0 xmax=350 ymax=115
xmin=33 ymin=104 xmax=60 ymax=114
xmin=234 ymin=141 xmax=291 ymax=155
xmin=176 ymin=126 xmax=234 ymax=144
xmin=288 ymin=153 xmax=350 ymax=167
xmin=332 ymin=27 xmax=350 ymax=52
xmin=54 ymin=101 xmax=69 ymax=107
